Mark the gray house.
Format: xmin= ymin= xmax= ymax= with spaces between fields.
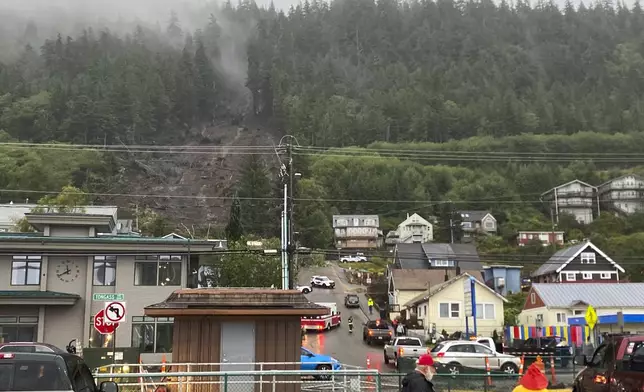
xmin=393 ymin=243 xmax=483 ymax=271
xmin=457 ymin=211 xmax=497 ymax=242
xmin=0 ymin=212 xmax=226 ymax=362
xmin=332 ymin=215 xmax=379 ymax=249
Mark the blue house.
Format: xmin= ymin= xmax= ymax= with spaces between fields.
xmin=482 ymin=265 xmax=523 ymax=296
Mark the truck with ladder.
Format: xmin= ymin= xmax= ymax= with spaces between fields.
xmin=301 ymin=302 xmax=342 ymax=331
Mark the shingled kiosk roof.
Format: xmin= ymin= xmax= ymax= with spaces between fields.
xmin=144 ymin=288 xmax=330 ymax=317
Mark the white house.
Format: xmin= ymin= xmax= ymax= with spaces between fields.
xmin=519 ymin=283 xmax=644 ymax=332
xmin=395 ymin=213 xmax=433 ymax=243
xmin=404 ymin=273 xmax=507 ymax=336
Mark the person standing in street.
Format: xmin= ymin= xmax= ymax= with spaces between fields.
xmin=402 ymin=354 xmax=437 ymax=392
xmin=367 ymin=298 xmax=374 ymax=315
xmin=396 ymin=322 xmax=405 ymax=337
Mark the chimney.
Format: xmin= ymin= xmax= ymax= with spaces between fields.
xmin=407 ymin=213 xmax=409 ymax=219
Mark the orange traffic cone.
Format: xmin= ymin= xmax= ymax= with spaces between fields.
xmin=485 ymin=356 xmax=492 ymax=386
xmin=161 ymin=355 xmax=166 ymax=373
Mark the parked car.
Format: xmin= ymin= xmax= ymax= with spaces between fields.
xmin=300 ymin=347 xmax=341 ymax=380
xmin=573 ymin=334 xmax=644 ymax=392
xmin=384 ymin=337 xmax=430 ymax=367
xmin=296 ymin=285 xmax=312 ymax=294
xmin=340 ymin=254 xmax=367 ymax=263
xmin=430 ymin=340 xmax=521 ymax=375
xmin=363 ymin=319 xmax=393 ymax=345
xmin=344 ymin=294 xmax=360 ymax=308
xmin=0 ymin=342 xmax=66 ymax=354
xmin=0 ymin=352 xmax=119 ymax=392
xmin=311 ymin=276 xmax=335 ymax=288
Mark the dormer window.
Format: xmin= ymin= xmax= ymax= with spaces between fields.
xmin=580 ymin=252 xmax=596 ymax=264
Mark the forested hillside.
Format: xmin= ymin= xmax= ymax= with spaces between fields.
xmin=2 ymin=0 xmax=644 ymax=276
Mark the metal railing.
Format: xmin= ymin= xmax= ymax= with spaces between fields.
xmin=95 ymin=361 xmax=363 ymax=374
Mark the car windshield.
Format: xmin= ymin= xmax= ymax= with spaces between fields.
xmin=397 ymin=338 xmax=421 ymax=346
xmin=0 ymin=361 xmax=72 ymax=391
xmin=347 ymin=295 xmax=359 ymax=302
xmin=431 ymin=343 xmax=445 ymax=353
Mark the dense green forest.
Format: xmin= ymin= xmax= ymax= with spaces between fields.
xmin=3 ymin=0 xmax=644 ymax=279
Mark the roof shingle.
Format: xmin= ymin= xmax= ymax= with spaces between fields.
xmin=533 ymin=283 xmax=644 ymax=308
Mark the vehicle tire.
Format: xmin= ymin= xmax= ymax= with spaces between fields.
xmin=383 ymin=351 xmax=390 ymax=365
xmin=315 ymin=364 xmax=333 ymax=380
xmin=446 ymin=362 xmax=462 ymax=376
xmin=302 ymin=288 xmax=311 ymax=294
xmin=363 ymin=334 xmax=367 ymax=342
xmin=501 ymin=362 xmax=519 ymax=374
xmin=393 ymin=354 xmax=398 ymax=368
xmin=366 ymin=338 xmax=372 ymax=346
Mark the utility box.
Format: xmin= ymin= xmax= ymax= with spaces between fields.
xmin=83 ymin=347 xmax=140 ymax=372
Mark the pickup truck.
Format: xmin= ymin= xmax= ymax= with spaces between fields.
xmin=363 ymin=319 xmax=393 ymax=345
xmin=574 ymin=334 xmax=644 ymax=392
xmin=383 ymin=337 xmax=429 ymax=366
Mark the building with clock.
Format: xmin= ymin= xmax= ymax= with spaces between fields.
xmin=0 ymin=212 xmax=227 ymax=362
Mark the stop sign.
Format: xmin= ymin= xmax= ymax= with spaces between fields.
xmin=94 ymin=309 xmax=118 ymax=335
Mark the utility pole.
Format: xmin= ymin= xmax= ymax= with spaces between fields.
xmin=286 ymin=141 xmax=296 ymax=290
xmin=448 ymin=202 xmax=455 ymax=244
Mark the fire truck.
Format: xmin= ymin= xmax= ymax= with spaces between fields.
xmin=301 ymin=302 xmax=342 ymax=331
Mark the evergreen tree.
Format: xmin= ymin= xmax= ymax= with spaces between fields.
xmin=237 ymin=154 xmax=275 ymax=237
xmin=225 ymin=192 xmax=244 ymax=241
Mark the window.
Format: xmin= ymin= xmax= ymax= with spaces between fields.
xmin=11 ymin=256 xmax=41 ymax=286
xmin=476 ymin=304 xmax=495 ymax=320
xmin=131 ymin=317 xmax=174 ymax=353
xmin=462 ymin=222 xmax=472 ymax=228
xmin=565 ymin=273 xmax=576 ymax=281
xmin=484 ymin=220 xmax=495 ymax=229
xmin=0 ymin=315 xmax=38 ymax=343
xmin=432 ymin=259 xmax=451 ymax=267
xmin=581 ymin=252 xmax=596 ymax=264
xmin=474 ymin=344 xmax=493 ymax=355
xmin=583 ymin=273 xmax=593 ymax=280
xmin=439 ymin=303 xmax=460 ymax=318
xmin=93 ymin=256 xmax=116 ymax=286
xmin=530 ymin=293 xmax=536 ymax=304
xmin=600 ymin=273 xmax=612 ymax=279
xmin=556 ymin=312 xmax=567 ymax=323
xmin=447 ymin=344 xmax=475 ymax=353
xmin=134 ymin=255 xmax=182 ymax=286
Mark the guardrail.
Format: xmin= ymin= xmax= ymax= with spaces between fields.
xmin=96 ymin=369 xmax=574 ymax=392
xmin=95 ymin=362 xmax=363 ymax=374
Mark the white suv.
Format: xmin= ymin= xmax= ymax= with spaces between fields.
xmin=296 ymin=285 xmax=312 ymax=294
xmin=310 ymin=276 xmax=336 ymax=289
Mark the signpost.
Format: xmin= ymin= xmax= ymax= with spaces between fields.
xmin=464 ymin=277 xmax=477 ymax=338
xmin=94 ymin=309 xmax=119 ymax=364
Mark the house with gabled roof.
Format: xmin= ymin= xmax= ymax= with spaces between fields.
xmin=404 ymin=272 xmax=507 ymax=335
xmin=531 ymin=240 xmax=624 ymax=284
xmin=519 ymin=283 xmax=644 ymax=329
xmin=541 ymin=179 xmax=598 ymax=224
xmin=457 ymin=211 xmax=497 ymax=242
xmin=393 ymin=243 xmax=482 ymax=271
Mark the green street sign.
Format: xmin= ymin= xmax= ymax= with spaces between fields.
xmin=92 ymin=293 xmax=125 ymax=301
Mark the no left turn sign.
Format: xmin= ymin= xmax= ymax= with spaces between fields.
xmin=104 ymin=301 xmax=127 ymax=322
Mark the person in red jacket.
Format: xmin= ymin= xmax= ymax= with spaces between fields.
xmin=401 ymin=354 xmax=437 ymax=392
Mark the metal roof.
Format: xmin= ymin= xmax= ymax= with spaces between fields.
xmin=531 ymin=243 xmax=585 ymax=277
xmin=533 ymin=283 xmax=644 ymax=308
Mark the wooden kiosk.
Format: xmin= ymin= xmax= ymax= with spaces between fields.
xmin=144 ymin=288 xmax=328 ymax=392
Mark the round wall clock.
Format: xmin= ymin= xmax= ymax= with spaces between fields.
xmin=55 ymin=260 xmax=82 ymax=283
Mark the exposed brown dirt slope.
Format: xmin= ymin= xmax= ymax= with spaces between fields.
xmin=112 ymin=118 xmax=279 ymax=232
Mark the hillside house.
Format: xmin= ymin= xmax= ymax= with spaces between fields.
xmin=541 ymin=180 xmax=598 ymax=224
xmin=393 ymin=213 xmax=434 ymax=243
xmin=517 ymin=231 xmax=565 ymax=247
xmin=531 ymin=241 xmax=624 ymax=283
xmin=598 ymin=174 xmax=644 ymax=215
xmin=457 ymin=211 xmax=497 ymax=242
xmin=332 ymin=215 xmax=379 ymax=249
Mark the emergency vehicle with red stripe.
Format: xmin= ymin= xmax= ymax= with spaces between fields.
xmin=301 ymin=302 xmax=341 ymax=331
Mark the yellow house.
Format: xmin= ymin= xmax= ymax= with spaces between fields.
xmin=404 ymin=273 xmax=507 ymax=337
xmin=387 ymin=268 xmax=480 ymax=319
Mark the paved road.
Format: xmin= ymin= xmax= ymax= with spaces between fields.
xmin=299 ymin=263 xmax=393 ymax=373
